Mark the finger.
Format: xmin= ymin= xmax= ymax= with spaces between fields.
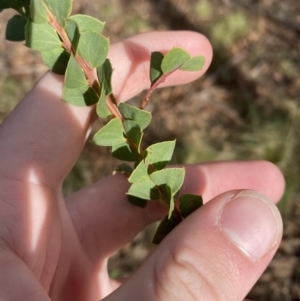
xmin=0 ymin=31 xmax=212 ymax=187
xmin=106 ymin=190 xmax=283 ymax=301
xmin=66 ymin=160 xmax=284 ymax=262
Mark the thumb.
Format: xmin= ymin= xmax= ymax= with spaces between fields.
xmin=107 ymin=190 xmax=283 ymax=301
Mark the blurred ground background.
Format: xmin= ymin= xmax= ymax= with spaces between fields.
xmin=1 ymin=0 xmax=300 ymax=299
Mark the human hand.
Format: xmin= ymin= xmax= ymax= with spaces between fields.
xmin=0 ymin=31 xmax=284 ymax=301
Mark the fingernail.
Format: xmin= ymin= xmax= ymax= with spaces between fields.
xmin=219 ymin=191 xmax=283 ymax=261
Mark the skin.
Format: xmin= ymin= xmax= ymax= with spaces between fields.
xmin=0 ymin=31 xmax=285 ymax=301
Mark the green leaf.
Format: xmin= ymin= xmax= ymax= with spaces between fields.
xmin=127 ymin=180 xmax=160 ymax=200
xmin=124 ymin=120 xmax=142 ymax=148
xmin=152 ymin=213 xmax=181 ymax=244
xmin=114 ymin=163 xmax=133 ymax=176
xmin=5 ymin=15 xmax=27 ymax=41
xmin=77 ymin=31 xmax=109 ymax=68
xmin=30 ymin=0 xmax=48 ymax=23
xmin=179 ymin=194 xmax=203 ymax=218
xmin=150 ymin=51 xmax=164 ymax=85
xmin=64 ymin=18 xmax=80 ymax=50
xmin=97 ymin=59 xmax=113 ymax=95
xmin=128 ymin=160 xmax=149 ymax=184
xmin=41 ymin=46 xmax=70 ymax=74
xmin=161 ymin=47 xmax=191 ymax=74
xmin=180 ymin=56 xmax=206 ymax=72
xmin=146 ymin=140 xmax=176 ymax=170
xmin=68 ymin=14 xmax=105 ymax=33
xmin=127 ymin=195 xmax=147 ymax=208
xmin=25 ymin=20 xmax=61 ymax=51
xmin=112 ymin=143 xmax=140 ymax=162
xmin=64 ymin=55 xmax=87 ymax=89
xmin=63 ymin=85 xmax=98 ymax=106
xmin=150 ymin=168 xmax=185 ymax=196
xmin=96 ymin=85 xmax=111 ymax=118
xmin=118 ymin=103 xmax=152 ymax=130
xmin=93 ymin=118 xmax=126 ymax=146
xmin=158 ymin=184 xmax=175 ymax=218
xmin=44 ymin=0 xmax=72 ymax=26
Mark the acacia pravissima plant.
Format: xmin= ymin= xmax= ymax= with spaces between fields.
xmin=2 ymin=0 xmax=206 ymax=244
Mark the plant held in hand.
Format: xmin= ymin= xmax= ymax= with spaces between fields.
xmin=2 ymin=0 xmax=206 ymax=243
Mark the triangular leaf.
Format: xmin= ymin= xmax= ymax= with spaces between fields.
xmin=44 ymin=0 xmax=72 ymax=26
xmin=118 ymin=103 xmax=152 ymax=131
xmin=127 ymin=195 xmax=147 ymax=208
xmin=180 ymin=55 xmax=206 ymax=72
xmin=150 ymin=168 xmax=185 ymax=196
xmin=114 ymin=163 xmax=133 ymax=177
xmin=96 ymin=85 xmax=111 ymax=118
xmin=97 ymin=59 xmax=113 ymax=95
xmin=25 ymin=20 xmax=61 ymax=51
xmin=68 ymin=14 xmax=105 ymax=33
xmin=63 ymin=85 xmax=98 ymax=106
xmin=77 ymin=31 xmax=109 ymax=68
xmin=146 ymin=140 xmax=176 ymax=170
xmin=179 ymin=194 xmax=203 ymax=218
xmin=128 ymin=160 xmax=149 ymax=183
xmin=161 ymin=47 xmax=191 ymax=74
xmin=41 ymin=46 xmax=70 ymax=74
xmin=150 ymin=51 xmax=164 ymax=85
xmin=152 ymin=213 xmax=181 ymax=244
xmin=123 ymin=120 xmax=142 ymax=148
xmin=93 ymin=118 xmax=126 ymax=146
xmin=5 ymin=15 xmax=27 ymax=41
xmin=64 ymin=54 xmax=87 ymax=89
xmin=30 ymin=0 xmax=48 ymax=23
xmin=127 ymin=180 xmax=160 ymax=200
xmin=64 ymin=18 xmax=80 ymax=51
xmin=112 ymin=143 xmax=140 ymax=162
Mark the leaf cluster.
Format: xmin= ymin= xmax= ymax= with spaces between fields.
xmin=2 ymin=0 xmax=206 ymax=243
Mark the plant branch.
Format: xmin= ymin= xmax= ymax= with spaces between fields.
xmin=140 ymin=68 xmax=179 ymax=109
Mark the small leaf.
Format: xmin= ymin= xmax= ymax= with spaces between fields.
xmin=128 ymin=160 xmax=149 ymax=183
xmin=5 ymin=14 xmax=27 ymax=41
xmin=146 ymin=140 xmax=176 ymax=170
xmin=161 ymin=47 xmax=191 ymax=74
xmin=127 ymin=180 xmax=160 ymax=200
xmin=44 ymin=0 xmax=72 ymax=26
xmin=93 ymin=118 xmax=126 ymax=146
xmin=97 ymin=59 xmax=113 ymax=95
xmin=41 ymin=46 xmax=70 ymax=74
xmin=112 ymin=143 xmax=140 ymax=162
xmin=77 ymin=31 xmax=109 ymax=68
xmin=180 ymin=56 xmax=206 ymax=71
xmin=124 ymin=120 xmax=142 ymax=148
xmin=96 ymin=85 xmax=111 ymax=118
xmin=63 ymin=85 xmax=98 ymax=106
xmin=118 ymin=103 xmax=152 ymax=131
xmin=68 ymin=14 xmax=105 ymax=33
xmin=150 ymin=168 xmax=185 ymax=196
xmin=64 ymin=18 xmax=80 ymax=50
xmin=30 ymin=0 xmax=48 ymax=23
xmin=152 ymin=213 xmax=181 ymax=244
xmin=64 ymin=55 xmax=87 ymax=89
xmin=179 ymin=194 xmax=203 ymax=218
xmin=114 ymin=163 xmax=133 ymax=177
xmin=150 ymin=51 xmax=164 ymax=85
xmin=127 ymin=195 xmax=147 ymax=208
xmin=159 ymin=184 xmax=174 ymax=218
xmin=25 ymin=20 xmax=61 ymax=51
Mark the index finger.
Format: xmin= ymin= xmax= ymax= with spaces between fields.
xmin=0 ymin=31 xmax=212 ymax=187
